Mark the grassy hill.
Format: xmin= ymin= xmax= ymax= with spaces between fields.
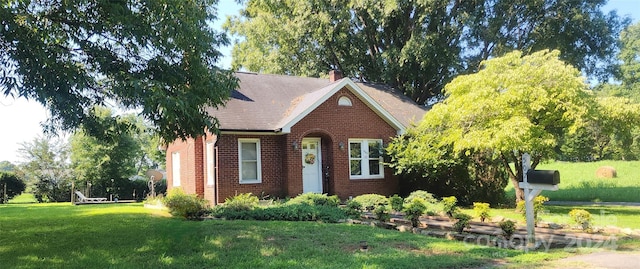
xmin=506 ymin=160 xmax=640 ymax=202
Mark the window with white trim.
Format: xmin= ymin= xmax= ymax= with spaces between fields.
xmin=171 ymin=152 xmax=181 ymax=186
xmin=238 ymin=138 xmax=261 ymax=183
xmin=338 ymin=96 xmax=352 ymax=106
xmin=349 ymin=139 xmax=384 ymax=179
xmin=206 ymin=142 xmax=216 ymax=186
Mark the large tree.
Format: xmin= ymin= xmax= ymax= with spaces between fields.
xmin=388 ymin=50 xmax=594 ymax=202
xmin=1 ymin=0 xmax=237 ymax=142
xmin=226 ymin=0 xmax=627 ymax=104
xmin=18 ymin=136 xmax=72 ymax=202
xmin=0 ymin=172 xmax=26 ymax=203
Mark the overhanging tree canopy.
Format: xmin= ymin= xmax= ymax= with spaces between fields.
xmin=1 ymin=0 xmax=237 ymax=142
xmin=388 ymin=50 xmax=595 ymax=202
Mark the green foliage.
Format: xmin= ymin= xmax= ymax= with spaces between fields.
xmin=569 ymin=209 xmax=593 ymax=231
xmin=223 ymin=193 xmax=259 ymax=211
xmin=452 ymin=213 xmax=471 ymax=233
xmin=389 ymin=194 xmax=404 ymax=212
xmin=499 ymin=220 xmax=517 ymax=238
xmin=1 ymin=0 xmax=238 ymax=142
xmin=473 ymin=202 xmax=491 ymax=222
xmin=344 ymin=199 xmax=363 ymax=219
xmin=516 ymin=196 xmax=549 ymax=225
xmin=227 ymin=1 xmax=625 ymax=103
xmin=352 ymin=194 xmax=388 ymax=211
xmin=389 ymin=50 xmax=594 ymax=202
xmin=373 ymin=205 xmax=390 ymax=222
xmin=404 ymin=190 xmax=437 ymax=205
xmin=403 ymin=198 xmax=427 ymax=227
xmin=287 ymin=193 xmax=340 ymax=207
xmin=0 ymin=172 xmax=26 ymax=203
xmin=163 ymin=189 xmax=209 ymax=220
xmin=212 ymin=203 xmax=347 ymax=223
xmin=442 ymin=196 xmax=458 ymax=217
xmin=18 ymin=137 xmax=73 ymax=202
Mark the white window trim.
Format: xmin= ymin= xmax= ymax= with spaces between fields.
xmin=348 ymin=139 xmax=384 ymax=180
xmin=238 ymin=138 xmax=262 ymax=184
xmin=172 ymin=152 xmax=181 ymax=187
xmin=338 ymin=96 xmax=352 ymax=106
xmin=206 ymin=142 xmax=216 ymax=186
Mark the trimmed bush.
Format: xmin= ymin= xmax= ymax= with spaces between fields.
xmin=403 ymin=198 xmax=427 ymax=227
xmin=499 ymin=219 xmax=517 ymax=238
xmin=404 ymin=190 xmax=437 ymax=204
xmin=352 ymin=194 xmax=388 ymax=211
xmin=389 ymin=194 xmax=404 ymax=212
xmin=516 ymin=195 xmax=549 ymax=226
xmin=569 ymin=209 xmax=593 ymax=231
xmin=344 ymin=199 xmax=363 ymax=219
xmin=452 ymin=213 xmax=471 ymax=233
xmin=212 ymin=203 xmax=347 ymax=223
xmin=473 ymin=202 xmax=491 ymax=222
xmin=164 ymin=189 xmax=209 ymax=220
xmin=442 ymin=196 xmax=458 ymax=217
xmin=224 ymin=193 xmax=259 ymax=211
xmin=287 ymin=193 xmax=340 ymax=207
xmin=373 ymin=205 xmax=390 ymax=222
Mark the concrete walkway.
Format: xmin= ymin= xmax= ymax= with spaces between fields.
xmin=546 ymin=201 xmax=640 ymax=207
xmin=549 ymin=251 xmax=640 ymax=269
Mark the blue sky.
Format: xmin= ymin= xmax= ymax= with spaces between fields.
xmin=0 ymin=0 xmax=638 ymax=164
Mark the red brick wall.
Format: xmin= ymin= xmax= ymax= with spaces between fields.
xmin=166 ymin=138 xmax=198 ymax=195
xmin=287 ymin=87 xmax=399 ymax=199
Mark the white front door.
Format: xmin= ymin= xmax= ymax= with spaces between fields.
xmin=302 ymin=138 xmax=322 ymax=193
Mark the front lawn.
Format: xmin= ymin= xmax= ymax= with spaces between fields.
xmin=0 ymin=203 xmax=569 ymax=269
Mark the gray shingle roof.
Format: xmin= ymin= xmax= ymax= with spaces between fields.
xmin=208 ymin=72 xmax=427 ymax=133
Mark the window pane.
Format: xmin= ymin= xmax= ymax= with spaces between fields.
xmin=369 ymin=160 xmax=380 ymax=175
xmin=368 ymin=141 xmax=381 ymax=158
xmin=350 ymin=160 xmax=362 ymax=175
xmin=350 ymin=142 xmax=361 ymax=158
xmin=242 ymin=161 xmax=257 ymax=180
xmin=241 ymin=142 xmax=257 ymax=160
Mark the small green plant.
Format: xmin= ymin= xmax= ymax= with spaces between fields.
xmin=569 ymin=209 xmax=593 ymax=231
xmin=499 ymin=219 xmax=517 ymax=238
xmin=404 ymin=190 xmax=438 ymax=204
xmin=389 ymin=194 xmax=404 ymax=212
xmin=516 ymin=195 xmax=549 ymax=226
xmin=472 ymin=202 xmax=491 ymax=222
xmin=374 ymin=205 xmax=390 ymax=222
xmin=344 ymin=199 xmax=363 ymax=219
xmin=442 ymin=196 xmax=458 ymax=217
xmin=163 ymin=189 xmax=209 ymax=220
xmin=224 ymin=193 xmax=259 ymax=211
xmin=452 ymin=213 xmax=471 ymax=233
xmin=352 ymin=194 xmax=388 ymax=211
xmin=403 ymin=198 xmax=427 ymax=227
xmin=287 ymin=193 xmax=340 ymax=207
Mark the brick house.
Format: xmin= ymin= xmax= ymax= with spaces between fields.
xmin=166 ymin=71 xmax=427 ymax=205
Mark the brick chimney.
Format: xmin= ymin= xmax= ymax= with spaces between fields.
xmin=329 ymin=70 xmax=343 ymax=82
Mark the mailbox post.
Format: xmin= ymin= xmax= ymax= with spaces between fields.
xmin=520 ymin=153 xmax=559 ymax=249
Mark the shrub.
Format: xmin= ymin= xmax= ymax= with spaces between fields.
xmin=569 ymin=209 xmax=593 ymax=231
xmin=373 ymin=205 xmax=390 ymax=222
xmin=442 ymin=196 xmax=458 ymax=217
xmin=287 ymin=193 xmax=340 ymax=207
xmin=403 ymin=198 xmax=427 ymax=227
xmin=224 ymin=193 xmax=259 ymax=211
xmin=344 ymin=199 xmax=363 ymax=219
xmin=163 ymin=189 xmax=209 ymax=220
xmin=352 ymin=194 xmax=388 ymax=211
xmin=389 ymin=194 xmax=404 ymax=212
xmin=212 ymin=203 xmax=347 ymax=223
xmin=499 ymin=219 xmax=517 ymax=238
xmin=452 ymin=213 xmax=471 ymax=233
xmin=516 ymin=195 xmax=549 ymax=226
xmin=473 ymin=202 xmax=491 ymax=222
xmin=404 ymin=190 xmax=440 ymax=216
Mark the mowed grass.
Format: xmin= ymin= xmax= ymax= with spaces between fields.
xmin=506 ymin=160 xmax=640 ymax=202
xmin=0 ymin=203 xmax=568 ymax=269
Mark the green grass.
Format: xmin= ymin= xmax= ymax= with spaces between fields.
xmin=7 ymin=193 xmax=37 ymax=204
xmin=0 ymin=203 xmax=570 ymax=269
xmin=506 ymin=160 xmax=640 ymax=202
